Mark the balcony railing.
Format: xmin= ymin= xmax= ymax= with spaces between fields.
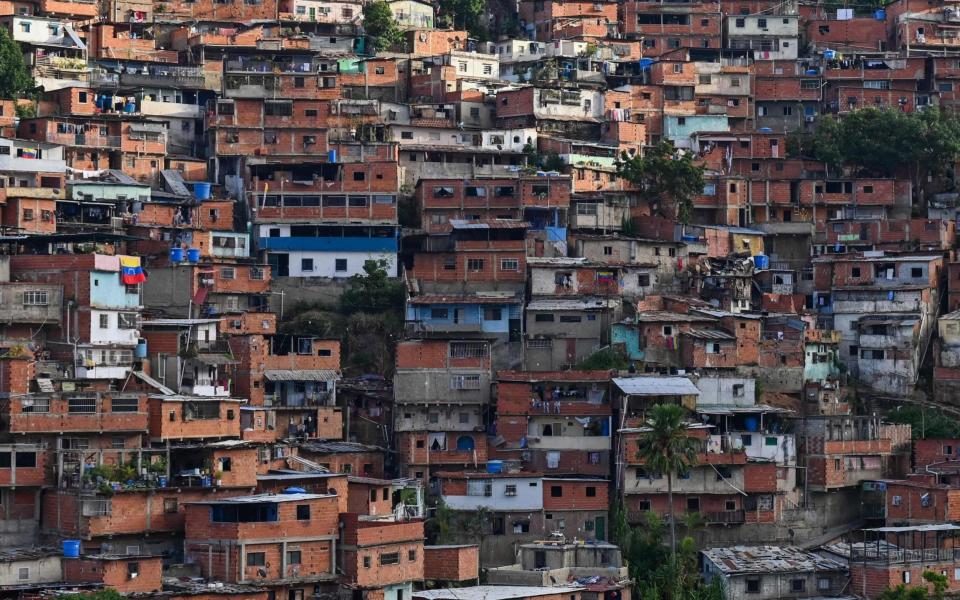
xmin=850 ymin=547 xmax=960 ymax=564
xmin=703 ymin=509 xmax=746 ymax=524
xmin=263 ymin=393 xmax=333 ymax=408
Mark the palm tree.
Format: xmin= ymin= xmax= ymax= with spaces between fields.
xmin=636 ymin=403 xmax=700 ymax=560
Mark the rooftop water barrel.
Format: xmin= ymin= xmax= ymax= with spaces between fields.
xmin=754 ymin=255 xmax=769 ymax=270
xmin=170 ymin=247 xmax=184 ymax=263
xmin=187 ymin=248 xmax=201 ymax=263
xmin=193 ymin=182 xmax=211 ymax=201
xmin=135 ymin=338 xmax=148 ymax=358
xmin=63 ymin=540 xmax=80 ymax=558
xmin=487 ymin=460 xmax=503 ymax=474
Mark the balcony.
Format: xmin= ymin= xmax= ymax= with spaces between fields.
xmin=404 ymin=320 xmax=484 ymax=337
xmin=120 ymin=65 xmax=205 ymax=88
xmin=45 ymin=133 xmax=121 ymax=149
xmin=263 ymin=392 xmax=333 ymax=409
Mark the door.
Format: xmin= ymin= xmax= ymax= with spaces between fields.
xmin=308 ymin=6 xmax=316 ymax=19
xmin=453 ymin=309 xmax=461 ymax=324
xmin=565 ymin=339 xmax=577 ymax=365
xmin=594 ymin=516 xmax=606 ymax=540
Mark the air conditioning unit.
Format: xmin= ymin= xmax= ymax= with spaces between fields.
xmin=805 ymin=116 xmax=816 ymax=123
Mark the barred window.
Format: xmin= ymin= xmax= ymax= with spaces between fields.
xmin=21 ymin=397 xmax=50 ymax=413
xmin=68 ymin=396 xmax=97 ymax=414
xmin=23 ymin=290 xmax=48 ymax=305
xmin=449 ymin=342 xmax=488 ymax=358
xmin=111 ymin=397 xmax=140 ymax=413
xmin=450 ymin=374 xmax=481 ymax=390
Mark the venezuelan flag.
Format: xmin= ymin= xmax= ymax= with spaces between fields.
xmin=119 ymin=256 xmax=147 ymax=284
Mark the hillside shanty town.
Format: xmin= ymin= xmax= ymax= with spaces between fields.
xmin=11 ymin=0 xmax=960 ymax=598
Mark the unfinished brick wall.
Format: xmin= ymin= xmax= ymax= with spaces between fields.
xmin=423 ymin=545 xmax=479 ymax=581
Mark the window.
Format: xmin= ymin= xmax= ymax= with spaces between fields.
xmin=164 ymin=498 xmax=178 ymax=513
xmin=672 ymin=64 xmax=683 ymax=74
xmin=287 ymin=550 xmax=301 ymax=565
xmin=335 ymin=259 xmax=348 ymax=272
xmin=638 ymin=273 xmax=651 ymax=286
xmin=111 ymin=397 xmax=139 ymax=413
xmin=380 ymin=552 xmax=400 ymax=565
xmin=551 ymin=485 xmax=563 ymax=497
xmin=505 ymin=484 xmax=517 ymax=496
xmin=698 ymin=75 xmax=712 ymax=85
xmin=735 ymin=18 xmax=745 ymax=27
xmin=363 ymin=556 xmax=372 ymax=568
xmin=535 ymin=314 xmax=554 ymax=322
xmin=467 ymin=259 xmax=484 ymax=271
xmin=68 ymin=396 xmax=96 ymax=414
xmin=903 ymin=572 xmax=911 ymax=584
xmin=500 ymin=258 xmax=519 ymax=271
xmin=852 ymin=267 xmax=861 ymax=278
xmin=586 ymin=486 xmax=596 ymax=497
xmin=789 ymin=579 xmax=805 ymax=593
xmin=18 ymin=567 xmax=29 ymax=581
xmin=686 ymin=497 xmax=700 ymax=512
xmin=20 ymin=22 xmax=29 ymax=33
xmin=818 ymin=577 xmax=831 ymax=591
xmin=296 ymin=505 xmax=310 ymax=520
xmin=431 ymin=308 xmax=449 ymax=319
xmin=559 ymin=315 xmax=582 ymax=323
xmin=250 ymin=267 xmax=265 ymax=280
xmin=247 ymin=552 xmax=266 ymax=566
xmin=757 ymin=17 xmax=767 ymax=27
xmin=911 ymin=267 xmax=923 ymax=278
xmin=353 ymin=171 xmax=365 ymax=181
xmin=23 ymin=290 xmax=48 ymax=305
xmin=301 ymin=259 xmax=314 ymax=272
xmin=765 ymin=436 xmax=778 ymax=446
xmin=892 ymin=495 xmax=902 ymax=506
xmin=459 ymin=412 xmax=470 ymax=424
xmin=745 ymin=577 xmax=760 ymax=593
xmin=450 ymin=342 xmax=487 ymax=358
xmin=408 ymin=549 xmax=417 ymax=561
xmin=220 ymin=267 xmax=236 ymax=280
xmin=450 ymin=374 xmax=481 ymax=390
xmin=638 ymin=499 xmax=651 ymax=511
xmin=484 ymin=308 xmax=502 ymax=321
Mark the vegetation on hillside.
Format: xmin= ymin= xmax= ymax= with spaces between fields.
xmin=616 ymin=141 xmax=705 ymax=225
xmin=280 ymin=259 xmax=404 ymax=376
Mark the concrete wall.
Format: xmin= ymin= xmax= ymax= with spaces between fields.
xmin=0 ymin=556 xmax=62 ymax=587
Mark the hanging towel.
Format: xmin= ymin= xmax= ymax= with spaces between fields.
xmin=119 ymin=256 xmax=146 ymax=284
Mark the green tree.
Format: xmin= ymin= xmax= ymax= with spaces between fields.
xmin=57 ymin=592 xmax=125 ymax=600
xmin=362 ymin=0 xmax=404 ymax=52
xmin=615 ymin=141 xmax=705 ymax=224
xmin=339 ymin=258 xmax=405 ymax=314
xmin=577 ymin=347 xmax=628 ymax=370
xmin=885 ymin=406 xmax=960 ymax=440
xmin=877 ymin=584 xmax=934 ymax=600
xmin=0 ymin=28 xmax=34 ymax=99
xmin=636 ymin=403 xmax=699 ymax=559
xmin=439 ymin=0 xmax=486 ymax=37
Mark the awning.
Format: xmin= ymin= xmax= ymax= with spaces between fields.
xmin=195 ymin=353 xmax=238 ymax=365
xmin=264 ymin=369 xmax=340 ymax=382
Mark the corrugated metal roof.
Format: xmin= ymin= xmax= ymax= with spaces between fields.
xmin=413 ymin=586 xmax=584 ymax=600
xmin=612 ymin=376 xmax=700 ymax=396
xmin=864 ymin=524 xmax=960 ymax=533
xmin=701 ymin=546 xmax=846 ymax=575
xmin=448 ymin=219 xmax=531 ymax=230
xmin=683 ymin=329 xmax=736 ymax=341
xmin=410 ymin=294 xmax=518 ymax=305
xmin=186 ymin=492 xmax=332 ymax=505
xmin=264 ymin=369 xmax=340 ymax=382
xmin=195 ymin=353 xmax=238 ymax=365
xmin=941 ymin=309 xmax=960 ymax=321
xmin=527 ymin=298 xmax=617 ymax=311
xmin=624 ymin=311 xmax=717 ymax=324
xmin=132 ymin=370 xmax=175 ymax=395
xmin=299 ymin=441 xmax=382 ymax=453
xmin=142 ymin=318 xmax=221 ymax=327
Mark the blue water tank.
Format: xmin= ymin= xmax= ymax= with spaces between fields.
xmin=170 ymin=247 xmax=184 ymax=263
xmin=124 ymin=101 xmax=136 ymax=113
xmin=744 ymin=416 xmax=759 ymax=432
xmin=193 ymin=182 xmax=212 ymax=201
xmin=487 ymin=460 xmax=503 ymax=474
xmin=63 ymin=540 xmax=81 ymax=558
xmin=328 ymin=149 xmax=337 ymax=163
xmin=187 ymin=248 xmax=201 ymax=263
xmin=754 ymin=255 xmax=769 ymax=270
xmin=758 ymin=127 xmax=773 ymax=133
xmin=283 ymin=487 xmax=307 ymax=494
xmin=823 ymin=49 xmax=837 ymax=60
xmin=158 ymin=476 xmax=168 ymax=488
xmin=135 ymin=339 xmax=147 ymax=358
xmin=874 ymin=9 xmax=885 ymax=19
